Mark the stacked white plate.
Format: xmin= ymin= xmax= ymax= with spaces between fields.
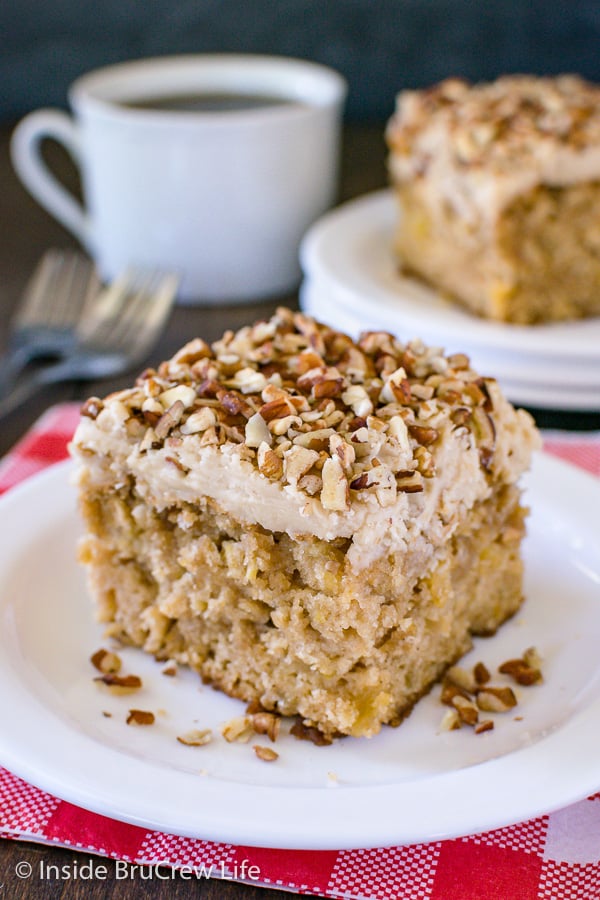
xmin=299 ymin=190 xmax=600 ymax=412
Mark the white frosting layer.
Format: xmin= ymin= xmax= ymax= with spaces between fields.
xmin=71 ymin=379 xmax=537 ymax=572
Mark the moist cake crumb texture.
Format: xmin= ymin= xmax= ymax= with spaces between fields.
xmin=386 ymin=74 xmax=600 ymax=323
xmin=70 ymin=308 xmax=540 ymax=738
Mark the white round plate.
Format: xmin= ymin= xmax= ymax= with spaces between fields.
xmin=0 ymin=458 xmax=600 ymax=850
xmin=300 ymin=190 xmax=600 ymax=361
xmin=300 ymin=278 xmax=600 ymax=412
xmin=489 ymin=379 xmax=600 ymax=413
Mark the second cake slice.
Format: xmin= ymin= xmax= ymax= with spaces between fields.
xmin=386 ymin=75 xmax=600 ymax=323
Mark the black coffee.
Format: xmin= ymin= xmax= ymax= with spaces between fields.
xmin=121 ymin=92 xmax=298 ymax=112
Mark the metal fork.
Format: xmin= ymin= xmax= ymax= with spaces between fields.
xmin=0 ymin=268 xmax=179 ymax=419
xmin=0 ymin=249 xmax=100 ymax=399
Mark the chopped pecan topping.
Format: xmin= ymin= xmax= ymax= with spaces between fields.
xmin=257 ymin=444 xmax=284 ymax=480
xmin=313 ymin=378 xmax=344 ymax=399
xmin=396 ymin=471 xmax=424 ymax=493
xmin=81 ymin=397 xmax=103 ymax=419
xmin=259 ymin=397 xmax=294 ymax=422
xmin=387 ymin=75 xmax=600 ymax=209
xmin=245 ymin=413 xmax=271 ymax=448
xmin=218 ymin=389 xmax=253 ymax=418
xmin=284 ymin=445 xmax=320 ymax=484
xmin=79 ymin=309 xmax=516 ymax=511
xmin=408 ymin=424 xmax=439 ymax=446
xmin=154 ymin=400 xmax=185 ymax=440
xmin=180 ymin=407 xmax=217 ymax=435
xmin=350 ymin=473 xmax=370 ymax=490
xmin=320 ymin=456 xmax=350 ymax=511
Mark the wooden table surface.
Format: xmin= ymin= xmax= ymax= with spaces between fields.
xmin=0 ymin=118 xmax=597 ymax=899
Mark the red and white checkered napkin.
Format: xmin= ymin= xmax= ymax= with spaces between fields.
xmin=1 ymin=404 xmax=599 ymax=900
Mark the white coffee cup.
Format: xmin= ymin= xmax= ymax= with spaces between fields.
xmin=11 ymin=55 xmax=347 ymax=304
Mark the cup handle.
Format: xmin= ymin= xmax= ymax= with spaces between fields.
xmin=10 ymin=109 xmax=91 ymax=248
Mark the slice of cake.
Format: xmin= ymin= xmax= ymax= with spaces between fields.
xmin=386 ymin=74 xmax=600 ymax=324
xmin=70 ymin=308 xmax=540 ymax=738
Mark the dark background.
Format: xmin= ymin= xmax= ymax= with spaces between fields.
xmin=2 ymin=0 xmax=600 ymax=124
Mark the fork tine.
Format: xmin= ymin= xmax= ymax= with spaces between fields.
xmin=44 ymin=252 xmax=74 ymax=328
xmin=14 ymin=249 xmax=95 ymax=330
xmin=109 ymin=270 xmax=159 ymax=341
xmin=76 ymin=269 xmax=139 ymax=343
xmin=0 ymin=266 xmax=179 ymax=418
xmin=79 ymin=265 xmax=103 ymax=320
xmin=60 ymin=254 xmax=99 ymax=327
xmin=45 ymin=253 xmax=97 ymax=331
xmin=141 ymin=272 xmax=180 ymax=333
xmin=82 ymin=273 xmax=151 ymax=353
xmin=80 ymin=269 xmax=178 ymax=361
xmin=14 ymin=250 xmax=62 ymax=328
xmin=112 ymin=270 xmax=179 ymax=356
